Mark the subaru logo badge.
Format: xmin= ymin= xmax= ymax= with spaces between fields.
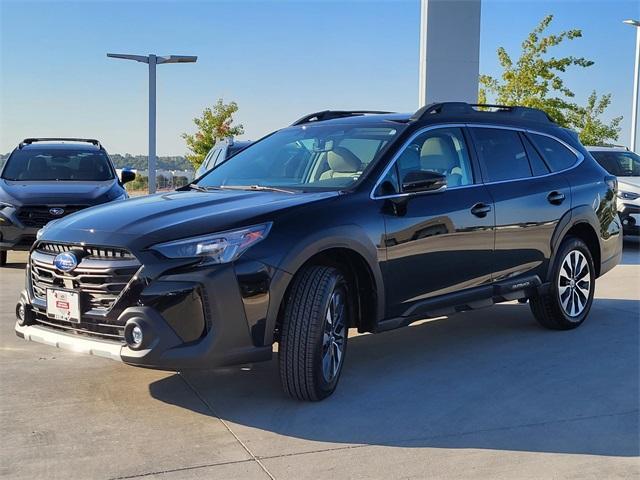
xmin=49 ymin=208 xmax=65 ymax=216
xmin=53 ymin=252 xmax=78 ymax=272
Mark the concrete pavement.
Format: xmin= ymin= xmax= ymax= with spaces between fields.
xmin=1 ymin=242 xmax=639 ymax=479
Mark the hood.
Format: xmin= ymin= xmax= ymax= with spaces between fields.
xmin=42 ymin=189 xmax=338 ymax=248
xmin=618 ymin=177 xmax=640 ymax=192
xmin=0 ymin=179 xmax=118 ymax=205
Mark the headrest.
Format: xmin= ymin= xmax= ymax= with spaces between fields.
xmin=420 ymin=135 xmax=458 ymax=169
xmin=327 ymin=147 xmax=362 ymax=173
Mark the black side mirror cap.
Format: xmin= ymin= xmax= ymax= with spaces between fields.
xmin=120 ymin=170 xmax=136 ymax=184
xmin=401 ymin=170 xmax=447 ymax=194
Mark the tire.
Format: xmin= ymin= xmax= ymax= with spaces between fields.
xmin=530 ymin=236 xmax=595 ymax=330
xmin=0 ymin=250 xmax=7 ymax=267
xmin=279 ymin=265 xmax=350 ymax=401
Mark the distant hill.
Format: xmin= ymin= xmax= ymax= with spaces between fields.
xmin=0 ymin=153 xmax=192 ymax=172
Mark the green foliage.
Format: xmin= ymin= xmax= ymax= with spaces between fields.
xmin=567 ymin=91 xmax=622 ymax=146
xmin=182 ymin=99 xmax=244 ymax=169
xmin=125 ymin=174 xmax=148 ymax=192
xmin=479 ymin=15 xmax=621 ymax=145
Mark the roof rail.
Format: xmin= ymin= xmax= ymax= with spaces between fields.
xmin=410 ymin=102 xmax=554 ymax=124
xmin=18 ymin=138 xmax=102 ymax=149
xmin=291 ymin=110 xmax=394 ymax=126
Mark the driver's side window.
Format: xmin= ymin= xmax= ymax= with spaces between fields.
xmin=377 ymin=127 xmax=474 ymax=196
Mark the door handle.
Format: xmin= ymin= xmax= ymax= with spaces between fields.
xmin=547 ymin=191 xmax=566 ymax=205
xmin=471 ymin=202 xmax=492 ymax=217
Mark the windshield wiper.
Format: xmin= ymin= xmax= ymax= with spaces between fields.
xmin=218 ymin=185 xmax=297 ymax=194
xmin=186 ymin=184 xmax=223 ymax=192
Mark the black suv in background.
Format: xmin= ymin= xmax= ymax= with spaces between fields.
xmin=16 ymin=104 xmax=622 ymax=401
xmin=0 ymin=138 xmax=134 ymax=265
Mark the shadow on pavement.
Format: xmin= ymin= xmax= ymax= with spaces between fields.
xmin=150 ymin=300 xmax=639 ymax=458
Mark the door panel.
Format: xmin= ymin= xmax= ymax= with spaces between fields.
xmin=376 ymin=126 xmax=495 ymax=318
xmin=486 ymin=175 xmax=571 ymax=282
xmin=469 ymin=127 xmax=572 ymax=282
xmin=381 ymin=186 xmax=495 ymax=317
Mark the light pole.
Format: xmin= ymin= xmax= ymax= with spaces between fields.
xmin=107 ymin=53 xmax=197 ymax=193
xmin=624 ymin=20 xmax=640 ymax=152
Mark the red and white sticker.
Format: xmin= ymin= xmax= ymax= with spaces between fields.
xmin=46 ymin=289 xmax=80 ymax=323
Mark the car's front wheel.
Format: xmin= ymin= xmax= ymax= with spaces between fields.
xmin=279 ymin=265 xmax=350 ymax=401
xmin=530 ymin=236 xmax=595 ymax=330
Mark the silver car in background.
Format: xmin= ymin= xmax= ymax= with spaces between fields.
xmin=587 ymin=146 xmax=640 ymax=235
xmin=195 ymin=138 xmax=252 ymax=178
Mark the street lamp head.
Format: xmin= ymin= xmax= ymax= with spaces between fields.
xmin=623 ymin=19 xmax=640 ymax=27
xmin=157 ymin=55 xmax=198 ymax=64
xmin=106 ymin=53 xmax=150 ymax=63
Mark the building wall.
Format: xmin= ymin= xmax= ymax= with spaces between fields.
xmin=419 ymin=0 xmax=482 ymax=106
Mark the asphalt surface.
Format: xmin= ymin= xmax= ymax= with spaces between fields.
xmin=1 ymin=241 xmax=639 ymax=479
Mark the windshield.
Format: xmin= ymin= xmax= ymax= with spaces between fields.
xmin=196 ymin=124 xmax=402 ymax=191
xmin=591 ymin=150 xmax=640 ymax=177
xmin=2 ymin=148 xmax=114 ymax=181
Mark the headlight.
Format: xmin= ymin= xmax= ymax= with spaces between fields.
xmin=151 ymin=223 xmax=272 ymax=264
xmin=617 ymin=191 xmax=640 ymax=201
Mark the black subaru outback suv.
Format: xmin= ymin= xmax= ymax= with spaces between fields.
xmin=0 ymin=138 xmax=134 ymax=265
xmin=15 ymin=104 xmax=622 ymax=401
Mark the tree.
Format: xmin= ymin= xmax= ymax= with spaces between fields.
xmin=479 ymin=15 xmax=621 ymax=144
xmin=567 ymin=91 xmax=622 ymax=146
xmin=182 ymin=99 xmax=244 ymax=169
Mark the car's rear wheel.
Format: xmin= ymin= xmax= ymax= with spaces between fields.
xmin=279 ymin=265 xmax=350 ymax=401
xmin=530 ymin=236 xmax=595 ymax=330
xmin=0 ymin=250 xmax=7 ymax=266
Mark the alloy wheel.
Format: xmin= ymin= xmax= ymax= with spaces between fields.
xmin=321 ymin=288 xmax=347 ymax=382
xmin=557 ymin=249 xmax=591 ymax=318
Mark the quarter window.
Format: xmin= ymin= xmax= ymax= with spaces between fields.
xmin=528 ymin=133 xmax=577 ymax=172
xmin=471 ymin=128 xmax=531 ymax=182
xmin=521 ymin=134 xmax=550 ymax=176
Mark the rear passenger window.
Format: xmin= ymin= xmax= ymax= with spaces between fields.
xmin=521 ymin=134 xmax=550 ymax=176
xmin=528 ymin=134 xmax=577 ymax=172
xmin=471 ymin=128 xmax=531 ymax=182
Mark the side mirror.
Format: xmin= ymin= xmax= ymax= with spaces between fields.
xmin=120 ymin=170 xmax=136 ymax=184
xmin=401 ymin=170 xmax=446 ymax=194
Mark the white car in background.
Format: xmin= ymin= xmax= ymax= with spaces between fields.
xmin=587 ymin=146 xmax=640 ymax=236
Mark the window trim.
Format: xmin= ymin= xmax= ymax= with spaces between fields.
xmin=370 ymin=123 xmax=584 ymax=200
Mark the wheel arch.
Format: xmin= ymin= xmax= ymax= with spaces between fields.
xmin=549 ymin=206 xmax=602 ymax=280
xmin=264 ymin=227 xmax=385 ymax=345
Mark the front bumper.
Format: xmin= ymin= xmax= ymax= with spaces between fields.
xmin=15 ymin=247 xmax=277 ymax=370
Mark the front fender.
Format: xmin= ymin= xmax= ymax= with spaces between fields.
xmin=262 ymin=224 xmax=385 ymax=345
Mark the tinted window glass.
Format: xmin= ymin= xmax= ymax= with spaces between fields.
xmin=529 ymin=134 xmax=577 ymax=172
xmin=395 ymin=127 xmax=474 ymax=188
xmin=471 ymin=128 xmax=531 ymax=182
xmin=590 ymin=150 xmax=640 ymax=177
xmin=2 ymin=149 xmax=114 ymax=181
xmin=197 ymin=125 xmax=403 ymax=191
xmin=521 ymin=134 xmax=550 ymax=176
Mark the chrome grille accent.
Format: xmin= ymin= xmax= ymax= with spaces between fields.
xmin=36 ymin=242 xmax=135 ymax=260
xmin=30 ymin=248 xmax=140 ymax=313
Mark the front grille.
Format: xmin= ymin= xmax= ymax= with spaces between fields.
xmin=36 ymin=242 xmax=135 ymax=260
xmin=17 ymin=205 xmax=88 ymax=228
xmin=30 ymin=247 xmax=140 ymax=313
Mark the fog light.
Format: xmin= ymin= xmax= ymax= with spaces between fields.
xmin=16 ymin=302 xmax=34 ymax=326
xmin=131 ymin=325 xmax=143 ymax=346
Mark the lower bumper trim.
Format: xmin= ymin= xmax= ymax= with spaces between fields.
xmin=15 ymin=322 xmax=123 ymax=362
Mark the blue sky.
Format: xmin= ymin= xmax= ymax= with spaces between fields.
xmin=1 ymin=0 xmax=638 ymax=155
